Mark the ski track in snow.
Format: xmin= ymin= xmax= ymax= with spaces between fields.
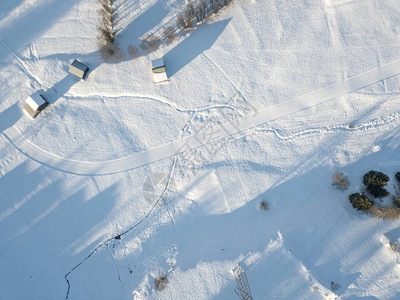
xmin=253 ymin=110 xmax=400 ymax=141
xmin=2 ymin=59 xmax=400 ymax=175
xmin=0 ymin=38 xmax=43 ymax=86
xmin=68 ymin=93 xmax=237 ymax=113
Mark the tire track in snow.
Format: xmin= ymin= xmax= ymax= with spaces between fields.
xmin=3 ymin=59 xmax=400 ymax=175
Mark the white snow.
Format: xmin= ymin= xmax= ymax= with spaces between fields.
xmin=1 ymin=0 xmax=400 ymax=299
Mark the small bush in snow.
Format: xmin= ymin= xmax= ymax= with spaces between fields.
xmin=332 ymin=171 xmax=349 ymax=191
xmin=349 ymin=193 xmax=374 ymax=211
xmin=393 ymin=194 xmax=400 ymax=208
xmin=155 ymin=275 xmax=168 ymax=291
xmin=368 ymin=206 xmax=400 ymax=220
xmin=177 ymin=12 xmax=194 ymax=30
xmin=100 ymin=43 xmax=124 ymax=62
xmin=259 ymin=200 xmax=269 ymax=211
xmin=140 ymin=34 xmax=161 ymax=52
xmin=163 ymin=26 xmax=176 ymax=44
xmin=127 ymin=45 xmax=139 ymax=58
xmin=390 ymin=242 xmax=400 ymax=252
xmin=330 ymin=281 xmax=340 ymax=292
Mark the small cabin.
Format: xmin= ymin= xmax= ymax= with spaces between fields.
xmin=151 ymin=58 xmax=168 ymax=83
xmin=68 ymin=60 xmax=89 ymax=79
xmin=23 ymin=92 xmax=48 ymax=118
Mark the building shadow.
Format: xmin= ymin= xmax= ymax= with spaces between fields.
xmin=0 ymin=103 xmax=21 ymax=133
xmin=40 ymin=49 xmax=104 ymax=105
xmin=42 ymin=75 xmax=80 ymax=104
xmin=163 ymin=18 xmax=231 ymax=78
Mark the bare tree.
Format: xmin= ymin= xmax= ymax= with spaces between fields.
xmin=186 ymin=1 xmax=196 ymax=20
xmin=210 ymin=0 xmax=222 ymax=14
xmin=176 ymin=13 xmax=193 ymax=29
xmin=195 ymin=0 xmax=208 ymax=22
xmin=98 ymin=26 xmax=115 ymax=44
xmin=140 ymin=34 xmax=161 ymax=52
xmin=163 ymin=26 xmax=176 ymax=44
xmin=332 ymin=171 xmax=350 ymax=191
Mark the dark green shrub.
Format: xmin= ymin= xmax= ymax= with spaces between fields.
xmin=363 ymin=170 xmax=389 ymax=187
xmin=349 ymin=193 xmax=374 ymax=210
xmin=366 ymin=184 xmax=390 ymax=198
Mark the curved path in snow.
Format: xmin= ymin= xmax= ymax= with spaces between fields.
xmin=3 ymin=59 xmax=400 ymax=175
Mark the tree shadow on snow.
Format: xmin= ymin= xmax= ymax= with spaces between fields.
xmin=163 ymin=18 xmax=231 ymax=78
xmin=115 ymin=0 xmax=170 ymax=45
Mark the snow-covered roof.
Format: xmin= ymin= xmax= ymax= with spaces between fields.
xmin=151 ymin=58 xmax=165 ymax=70
xmin=25 ymin=92 xmax=47 ymax=111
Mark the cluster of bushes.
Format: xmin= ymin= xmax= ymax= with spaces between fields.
xmin=348 ymin=170 xmax=400 ymax=219
xmin=177 ymin=0 xmax=233 ymax=30
xmin=126 ymin=27 xmax=175 ymax=59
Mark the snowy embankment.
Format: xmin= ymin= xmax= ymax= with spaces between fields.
xmin=1 ymin=0 xmax=400 ymax=299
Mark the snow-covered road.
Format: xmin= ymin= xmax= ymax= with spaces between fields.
xmin=3 ymin=59 xmax=400 ymax=175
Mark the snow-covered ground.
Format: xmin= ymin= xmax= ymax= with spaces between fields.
xmin=1 ymin=0 xmax=400 ymax=299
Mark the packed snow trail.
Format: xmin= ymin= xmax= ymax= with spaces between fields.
xmin=3 ymin=59 xmax=400 ymax=175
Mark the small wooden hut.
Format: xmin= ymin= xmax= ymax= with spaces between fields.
xmin=68 ymin=60 xmax=89 ymax=79
xmin=23 ymin=92 xmax=48 ymax=118
xmin=151 ymin=58 xmax=168 ymax=83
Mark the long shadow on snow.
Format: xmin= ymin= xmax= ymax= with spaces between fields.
xmin=0 ymin=103 xmax=20 ymax=134
xmin=0 ymin=0 xmax=82 ymax=53
xmin=0 ymin=162 xmax=119 ymax=299
xmin=116 ymin=0 xmax=169 ymax=43
xmin=163 ymin=19 xmax=231 ymax=78
xmin=0 ymin=0 xmax=25 ymax=22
